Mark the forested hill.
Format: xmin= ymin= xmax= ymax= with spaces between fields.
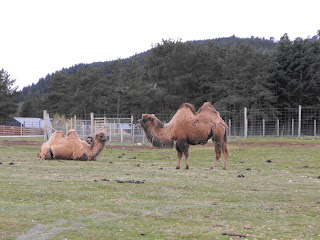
xmin=19 ymin=34 xmax=320 ymax=118
xmin=18 ymin=36 xmax=274 ymax=101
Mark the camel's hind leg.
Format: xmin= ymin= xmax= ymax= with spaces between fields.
xmin=222 ymin=142 xmax=229 ymax=170
xmin=211 ymin=142 xmax=222 ymax=169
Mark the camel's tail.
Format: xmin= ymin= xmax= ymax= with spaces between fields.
xmin=224 ymin=128 xmax=228 ymax=143
xmin=223 ymin=127 xmax=229 ymax=155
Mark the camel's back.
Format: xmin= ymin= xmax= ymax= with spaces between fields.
xmin=170 ymin=102 xmax=226 ymax=144
xmin=171 ymin=102 xmax=219 ymax=126
xmin=170 ymin=104 xmax=197 ymax=126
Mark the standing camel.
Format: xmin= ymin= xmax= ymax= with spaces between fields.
xmin=137 ymin=102 xmax=229 ymax=169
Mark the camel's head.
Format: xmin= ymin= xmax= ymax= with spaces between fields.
xmin=94 ymin=131 xmax=109 ymax=145
xmin=86 ymin=136 xmax=94 ymax=148
xmin=86 ymin=136 xmax=94 ymax=144
xmin=137 ymin=114 xmax=174 ymax=149
xmin=137 ymin=114 xmax=164 ymax=130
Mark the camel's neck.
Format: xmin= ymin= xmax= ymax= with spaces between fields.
xmin=87 ymin=140 xmax=105 ymax=157
xmin=144 ymin=123 xmax=174 ymax=149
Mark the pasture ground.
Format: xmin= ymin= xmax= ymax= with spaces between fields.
xmin=0 ymin=137 xmax=319 ymax=239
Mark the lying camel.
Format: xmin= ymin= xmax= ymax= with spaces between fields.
xmin=37 ymin=129 xmax=108 ymax=161
xmin=137 ymin=102 xmax=229 ymax=169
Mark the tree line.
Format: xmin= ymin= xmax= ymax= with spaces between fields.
xmin=2 ymin=34 xmax=320 ymax=121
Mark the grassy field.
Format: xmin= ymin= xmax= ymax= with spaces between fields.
xmin=0 ymin=137 xmax=319 ymax=239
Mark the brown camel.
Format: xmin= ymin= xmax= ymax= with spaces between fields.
xmin=37 ymin=129 xmax=108 ymax=161
xmin=137 ymin=102 xmax=229 ymax=169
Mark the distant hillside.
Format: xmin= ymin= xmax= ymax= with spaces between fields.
xmin=190 ymin=35 xmax=276 ymax=50
xmin=17 ymin=36 xmax=275 ymax=102
xmin=17 ymin=75 xmax=51 ymax=102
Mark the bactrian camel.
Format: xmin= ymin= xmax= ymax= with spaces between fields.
xmin=137 ymin=102 xmax=229 ymax=169
xmin=37 ymin=129 xmax=108 ymax=161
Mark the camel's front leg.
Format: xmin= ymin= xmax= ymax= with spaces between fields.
xmin=176 ymin=140 xmax=190 ymax=169
xmin=175 ymin=144 xmax=183 ymax=169
xmin=184 ymin=146 xmax=190 ymax=169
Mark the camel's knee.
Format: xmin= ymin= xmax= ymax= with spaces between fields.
xmin=44 ymin=148 xmax=53 ymax=160
xmin=176 ymin=150 xmax=183 ymax=159
xmin=223 ymin=143 xmax=229 ymax=155
xmin=215 ymin=143 xmax=222 ymax=157
xmin=215 ymin=150 xmax=222 ymax=160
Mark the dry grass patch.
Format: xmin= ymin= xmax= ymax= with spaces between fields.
xmin=0 ymin=137 xmax=319 ymax=239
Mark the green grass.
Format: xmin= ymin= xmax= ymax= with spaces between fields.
xmin=0 ymin=137 xmax=319 ymax=239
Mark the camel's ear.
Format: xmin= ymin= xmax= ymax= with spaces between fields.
xmin=141 ymin=114 xmax=153 ymax=122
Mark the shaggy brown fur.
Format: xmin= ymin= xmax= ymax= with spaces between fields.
xmin=37 ymin=130 xmax=108 ymax=161
xmin=137 ymin=102 xmax=229 ymax=169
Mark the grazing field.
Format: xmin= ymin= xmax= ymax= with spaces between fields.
xmin=0 ymin=137 xmax=319 ymax=239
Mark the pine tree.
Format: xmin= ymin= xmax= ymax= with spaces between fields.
xmin=45 ymin=71 xmax=72 ymax=114
xmin=0 ymin=69 xmax=18 ymax=119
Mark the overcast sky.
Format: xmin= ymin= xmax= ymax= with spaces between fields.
xmin=1 ymin=0 xmax=319 ymax=90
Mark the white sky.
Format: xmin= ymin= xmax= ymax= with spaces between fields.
xmin=1 ymin=0 xmax=319 ymax=90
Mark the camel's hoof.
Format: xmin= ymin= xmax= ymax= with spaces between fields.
xmin=185 ymin=166 xmax=189 ymax=170
xmin=176 ymin=166 xmax=180 ymax=170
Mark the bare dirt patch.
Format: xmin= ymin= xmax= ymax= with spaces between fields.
xmin=1 ymin=139 xmax=320 ymax=148
xmin=228 ymin=141 xmax=320 ymax=148
xmin=106 ymin=145 xmax=155 ymax=150
xmin=0 ymin=140 xmax=156 ymax=150
xmin=0 ymin=140 xmax=42 ymax=146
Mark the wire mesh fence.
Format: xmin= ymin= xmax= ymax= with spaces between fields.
xmin=1 ymin=106 xmax=320 ymax=140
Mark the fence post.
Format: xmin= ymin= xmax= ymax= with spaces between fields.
xmin=43 ymin=110 xmax=47 ymax=141
xmin=244 ymin=107 xmax=247 ymax=139
xmin=90 ymin=112 xmax=94 ymax=135
xmin=120 ymin=124 xmax=123 ymax=142
xmin=262 ymin=119 xmax=265 ymax=136
xmin=276 ymin=119 xmax=279 ymax=136
xmin=292 ymin=119 xmax=294 ymax=136
xmin=74 ymin=115 xmax=77 ymax=131
xmin=314 ymin=120 xmax=316 ymax=137
xmin=38 ymin=120 xmax=41 ymax=135
xmin=109 ymin=125 xmax=112 ymax=142
xmin=82 ymin=122 xmax=85 ymax=139
xmin=298 ymin=105 xmax=301 ymax=138
xmin=228 ymin=119 xmax=231 ymax=137
xmin=104 ymin=117 xmax=107 ymax=135
xmin=142 ymin=131 xmax=145 ymax=144
xmin=131 ymin=115 xmax=134 ymax=136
